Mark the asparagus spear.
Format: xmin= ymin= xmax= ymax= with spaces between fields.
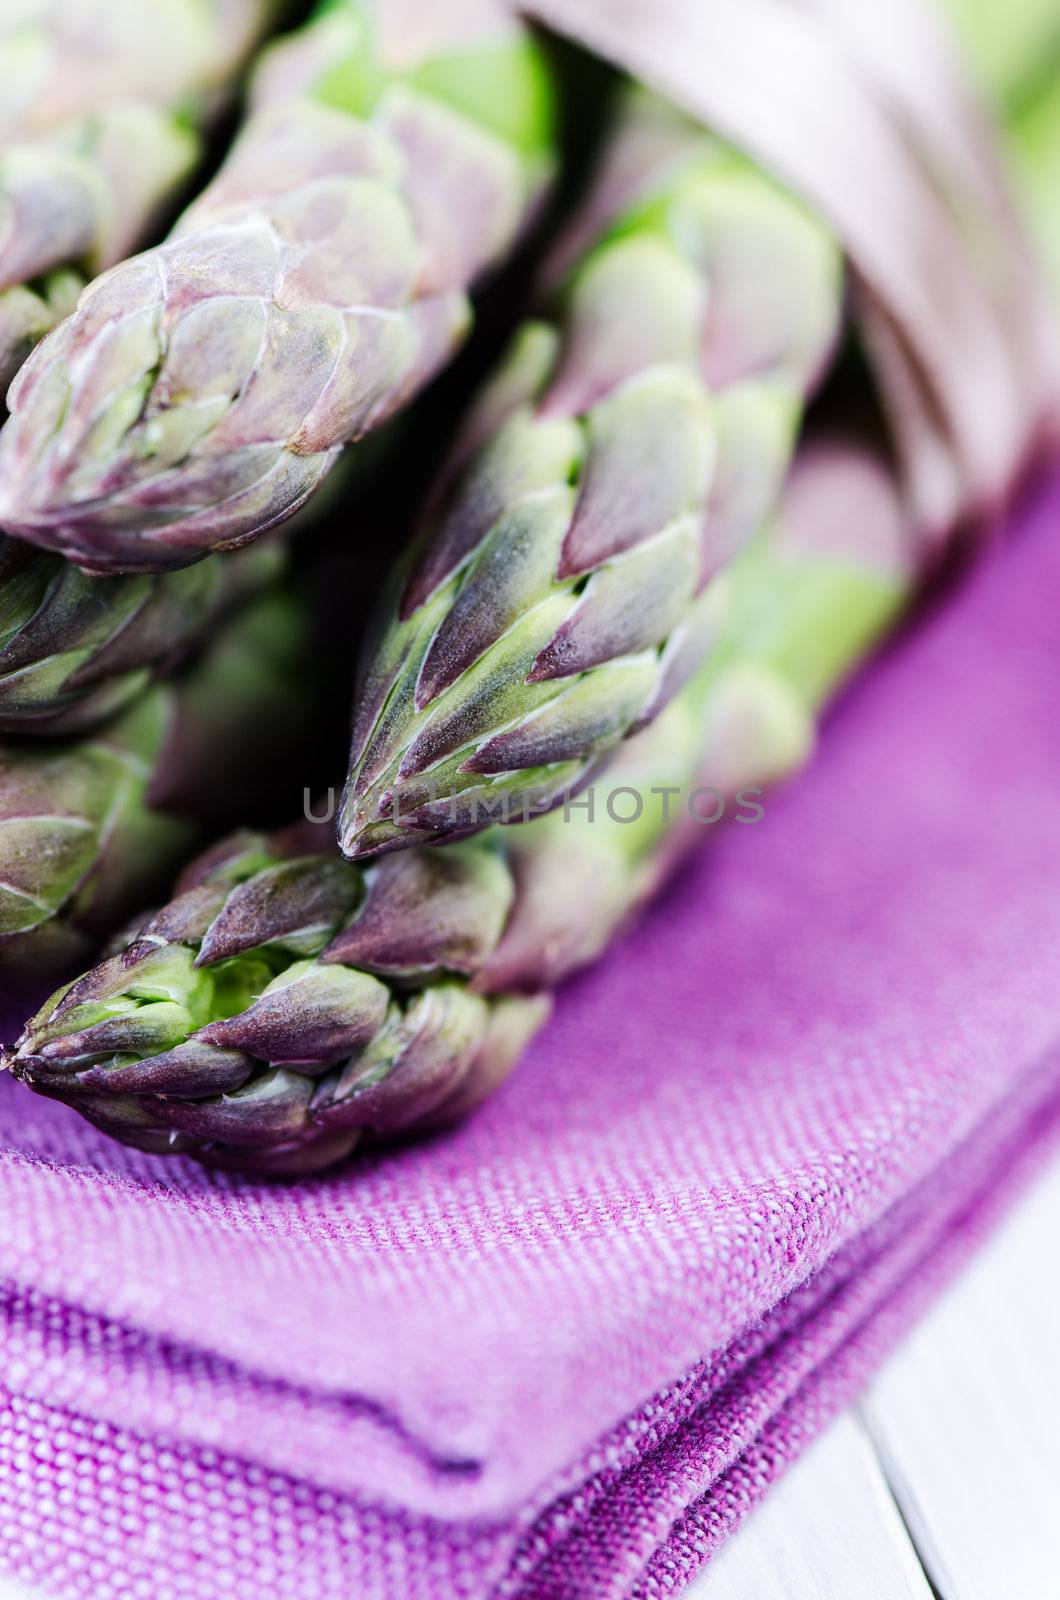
xmin=0 ymin=0 xmax=283 ymax=391
xmin=5 ymin=443 xmax=913 ymax=1172
xmin=943 ymin=0 xmax=1060 ymax=107
xmin=0 ymin=538 xmax=284 ymax=735
xmin=0 ymin=0 xmax=557 ymax=572
xmin=937 ymin=0 xmax=1060 ymax=291
xmin=0 ymin=586 xmax=308 ymax=992
xmin=1003 ymin=73 xmax=1060 ymax=298
xmin=339 ymin=88 xmax=843 ymax=859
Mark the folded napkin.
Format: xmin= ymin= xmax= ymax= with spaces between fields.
xmin=1 ymin=473 xmax=1059 ymax=1600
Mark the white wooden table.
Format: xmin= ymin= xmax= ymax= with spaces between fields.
xmin=691 ymin=1158 xmax=1060 ymax=1599
xmin=1 ymin=1163 xmax=1056 ymax=1600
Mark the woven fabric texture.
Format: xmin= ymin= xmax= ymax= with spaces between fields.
xmin=0 ymin=472 xmax=1058 ymax=1598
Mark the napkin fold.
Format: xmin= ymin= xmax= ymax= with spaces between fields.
xmin=1 ymin=472 xmax=1059 ymax=1599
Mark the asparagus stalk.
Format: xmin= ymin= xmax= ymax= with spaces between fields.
xmin=0 ymin=586 xmax=309 ymax=992
xmin=940 ymin=0 xmax=1060 ymax=291
xmin=0 ymin=0 xmax=284 ymax=391
xmin=5 ymin=443 xmax=914 ymax=1172
xmin=339 ymin=88 xmax=844 ymax=859
xmin=1003 ymin=73 xmax=1060 ymax=298
xmin=943 ymin=0 xmax=1060 ymax=107
xmin=0 ymin=538 xmax=284 ymax=735
xmin=0 ymin=0 xmax=557 ymax=572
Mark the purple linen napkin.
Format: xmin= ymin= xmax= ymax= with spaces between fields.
xmin=1 ymin=472 xmax=1059 ymax=1599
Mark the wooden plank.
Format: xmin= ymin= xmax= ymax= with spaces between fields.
xmin=689 ymin=1159 xmax=1060 ymax=1598
xmin=860 ymin=1159 xmax=1060 ymax=1600
xmin=688 ymin=1411 xmax=935 ymax=1599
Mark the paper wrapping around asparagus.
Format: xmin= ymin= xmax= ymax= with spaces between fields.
xmin=516 ymin=0 xmax=1060 ymax=536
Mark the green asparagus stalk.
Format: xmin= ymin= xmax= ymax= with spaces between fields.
xmin=0 ymin=0 xmax=284 ymax=392
xmin=1002 ymin=73 xmax=1060 ymax=298
xmin=339 ymin=88 xmax=843 ymax=859
xmin=943 ymin=0 xmax=1060 ymax=288
xmin=5 ymin=443 xmax=914 ymax=1172
xmin=943 ymin=0 xmax=1060 ymax=107
xmin=0 ymin=586 xmax=308 ymax=993
xmin=0 ymin=537 xmax=284 ymax=735
xmin=0 ymin=0 xmax=557 ymax=572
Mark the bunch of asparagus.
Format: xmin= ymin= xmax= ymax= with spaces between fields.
xmin=8 ymin=446 xmax=912 ymax=1171
xmin=0 ymin=0 xmax=562 ymax=993
xmin=1 ymin=0 xmax=1057 ymax=1170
